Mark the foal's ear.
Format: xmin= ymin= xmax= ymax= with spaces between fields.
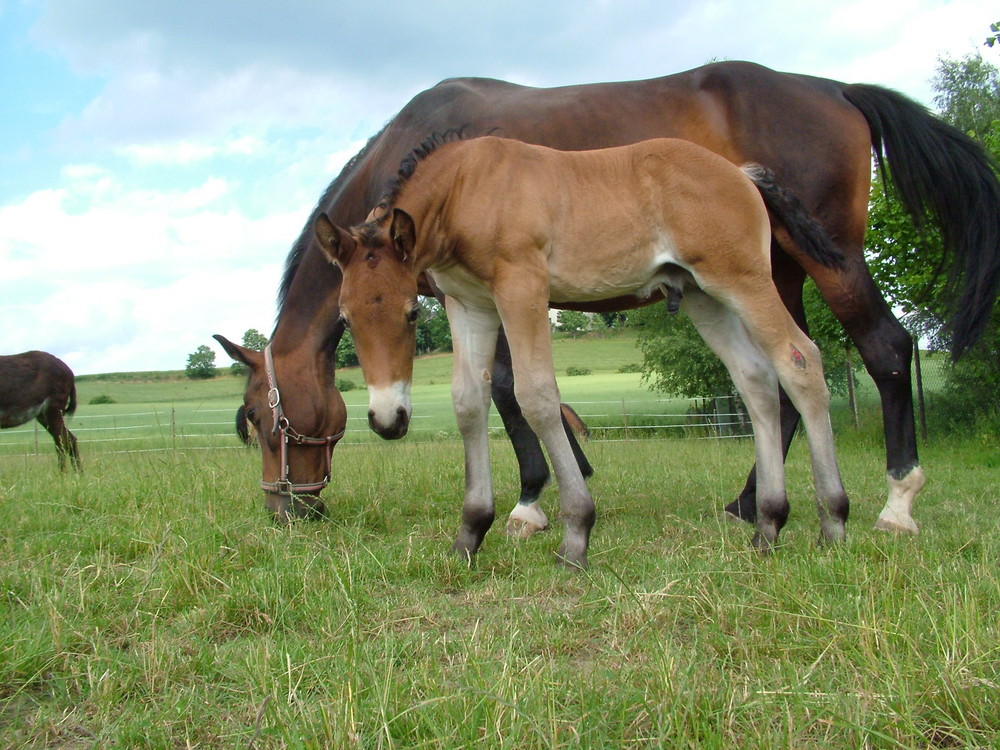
xmin=313 ymin=212 xmax=355 ymax=267
xmin=390 ymin=208 xmax=416 ymax=262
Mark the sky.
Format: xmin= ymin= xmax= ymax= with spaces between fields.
xmin=1 ymin=0 xmax=997 ymax=375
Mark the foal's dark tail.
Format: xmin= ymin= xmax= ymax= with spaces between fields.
xmin=843 ymin=83 xmax=1000 ymax=359
xmin=742 ymin=164 xmax=845 ymax=270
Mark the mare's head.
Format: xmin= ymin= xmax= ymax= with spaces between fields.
xmin=213 ymin=331 xmax=347 ymax=522
xmin=314 ymin=209 xmax=420 ymax=440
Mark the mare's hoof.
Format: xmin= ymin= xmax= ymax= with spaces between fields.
xmin=505 ymin=517 xmax=547 ymax=539
xmin=724 ymin=497 xmax=756 ymax=525
xmin=873 ymin=514 xmax=919 ymax=536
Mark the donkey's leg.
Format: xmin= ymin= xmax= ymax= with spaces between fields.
xmin=494 ymin=280 xmax=595 ymax=568
xmin=446 ymin=295 xmax=502 ymax=562
xmin=38 ymin=409 xmax=79 ymax=472
xmin=492 ymin=328 xmax=594 ymax=538
xmin=683 ymin=292 xmax=789 ymax=551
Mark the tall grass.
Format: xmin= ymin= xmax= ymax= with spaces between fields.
xmin=1 ymin=430 xmax=998 ymax=747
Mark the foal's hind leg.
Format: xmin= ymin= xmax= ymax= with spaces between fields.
xmin=683 ymin=291 xmax=789 ymax=550
xmin=734 ymin=303 xmax=849 ymax=546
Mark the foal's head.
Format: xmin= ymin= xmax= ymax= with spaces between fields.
xmin=314 ymin=209 xmax=420 ymax=440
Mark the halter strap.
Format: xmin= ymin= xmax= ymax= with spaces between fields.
xmin=260 ymin=343 xmax=345 ymax=496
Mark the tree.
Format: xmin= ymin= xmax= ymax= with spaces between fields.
xmin=231 ymin=328 xmax=268 ymax=375
xmin=186 ymin=345 xmax=217 ymax=379
xmin=416 ymin=298 xmax=452 ymax=354
xmin=556 ymin=310 xmax=592 ymax=338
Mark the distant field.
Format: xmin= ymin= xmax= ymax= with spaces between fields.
xmin=3 ymin=330 xmax=945 ymax=457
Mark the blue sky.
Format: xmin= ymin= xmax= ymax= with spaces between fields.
xmin=1 ymin=0 xmax=996 ymax=374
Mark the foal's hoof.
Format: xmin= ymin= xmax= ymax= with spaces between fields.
xmin=873 ymin=513 xmax=919 ymax=536
xmin=505 ymin=517 xmax=547 ymax=539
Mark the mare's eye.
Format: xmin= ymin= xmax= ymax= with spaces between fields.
xmin=407 ymin=306 xmax=420 ymax=325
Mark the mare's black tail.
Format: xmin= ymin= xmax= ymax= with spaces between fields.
xmin=742 ymin=164 xmax=845 ymax=270
xmin=843 ymin=83 xmax=1000 ymax=358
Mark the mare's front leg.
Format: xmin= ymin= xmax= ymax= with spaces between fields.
xmin=491 ymin=327 xmax=594 ymax=539
xmin=446 ymin=295 xmax=502 ymax=562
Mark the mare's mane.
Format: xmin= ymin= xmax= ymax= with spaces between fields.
xmin=276 ymin=124 xmax=388 ymax=317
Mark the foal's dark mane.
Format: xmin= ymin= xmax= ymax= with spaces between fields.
xmin=276 ymin=127 xmax=472 ymax=320
xmin=382 ymin=128 xmax=470 ymax=208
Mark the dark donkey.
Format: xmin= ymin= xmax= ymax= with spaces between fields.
xmin=216 ymin=60 xmax=1000 ymax=532
xmin=0 ymin=351 xmax=81 ymax=471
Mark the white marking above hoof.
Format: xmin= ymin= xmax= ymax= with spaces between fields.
xmin=506 ymin=501 xmax=549 ymax=539
xmin=874 ymin=466 xmax=925 ymax=536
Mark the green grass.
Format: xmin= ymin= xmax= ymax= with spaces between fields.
xmin=1 ymin=429 xmax=998 ymax=747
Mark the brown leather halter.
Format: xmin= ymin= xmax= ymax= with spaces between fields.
xmin=261 ymin=343 xmax=344 ymax=496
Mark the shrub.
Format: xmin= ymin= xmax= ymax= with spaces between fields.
xmin=337 ymin=378 xmax=360 ymax=392
xmin=89 ymin=395 xmax=116 ymax=405
xmin=566 ymin=366 xmax=591 ymax=376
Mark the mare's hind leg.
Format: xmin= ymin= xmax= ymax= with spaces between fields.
xmin=682 ymin=291 xmax=789 ymax=550
xmin=811 ymin=264 xmax=922 ymax=534
xmin=492 ymin=327 xmax=593 ymax=539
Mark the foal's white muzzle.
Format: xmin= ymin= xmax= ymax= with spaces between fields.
xmin=367 ymin=382 xmax=412 ymax=440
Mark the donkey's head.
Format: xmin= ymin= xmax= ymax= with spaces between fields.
xmin=315 ymin=209 xmax=420 ymax=440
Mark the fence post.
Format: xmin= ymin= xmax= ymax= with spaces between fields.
xmin=913 ymin=339 xmax=927 ymax=442
xmin=172 ymin=407 xmax=177 ymax=451
xmin=845 ymin=346 xmax=859 ymax=428
xmin=621 ymin=399 xmax=629 ymax=441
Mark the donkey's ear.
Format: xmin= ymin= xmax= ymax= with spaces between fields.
xmin=313 ymin=212 xmax=354 ymax=267
xmin=390 ymin=208 xmax=416 ymax=261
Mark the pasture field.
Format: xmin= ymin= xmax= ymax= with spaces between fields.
xmin=1 ymin=425 xmax=998 ymax=747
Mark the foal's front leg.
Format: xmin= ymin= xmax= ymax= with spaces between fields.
xmin=446 ymin=295 xmax=502 ymax=562
xmin=494 ymin=277 xmax=596 ymax=568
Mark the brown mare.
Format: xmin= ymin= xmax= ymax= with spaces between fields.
xmin=0 ymin=351 xmax=81 ymax=472
xmin=216 ymin=61 xmax=1000 ymax=532
xmin=314 ymin=135 xmax=851 ymax=567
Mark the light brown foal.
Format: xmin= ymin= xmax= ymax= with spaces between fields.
xmin=315 ymin=136 xmax=850 ymax=568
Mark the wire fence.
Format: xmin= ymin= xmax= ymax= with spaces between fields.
xmin=0 ymin=396 xmax=755 ymax=460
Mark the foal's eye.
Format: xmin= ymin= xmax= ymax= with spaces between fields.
xmin=407 ymin=306 xmax=420 ymax=325
xmin=246 ymin=407 xmax=257 ymax=423
xmin=339 ymin=314 xmax=351 ymax=330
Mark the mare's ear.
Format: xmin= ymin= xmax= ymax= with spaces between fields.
xmin=314 ymin=212 xmax=355 ymax=267
xmin=390 ymin=209 xmax=416 ymax=261
xmin=213 ymin=334 xmax=263 ymax=372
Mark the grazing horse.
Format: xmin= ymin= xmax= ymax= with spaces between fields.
xmin=0 ymin=351 xmax=81 ymax=471
xmin=217 ymin=61 xmax=1000 ymax=532
xmin=314 ymin=135 xmax=851 ymax=567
